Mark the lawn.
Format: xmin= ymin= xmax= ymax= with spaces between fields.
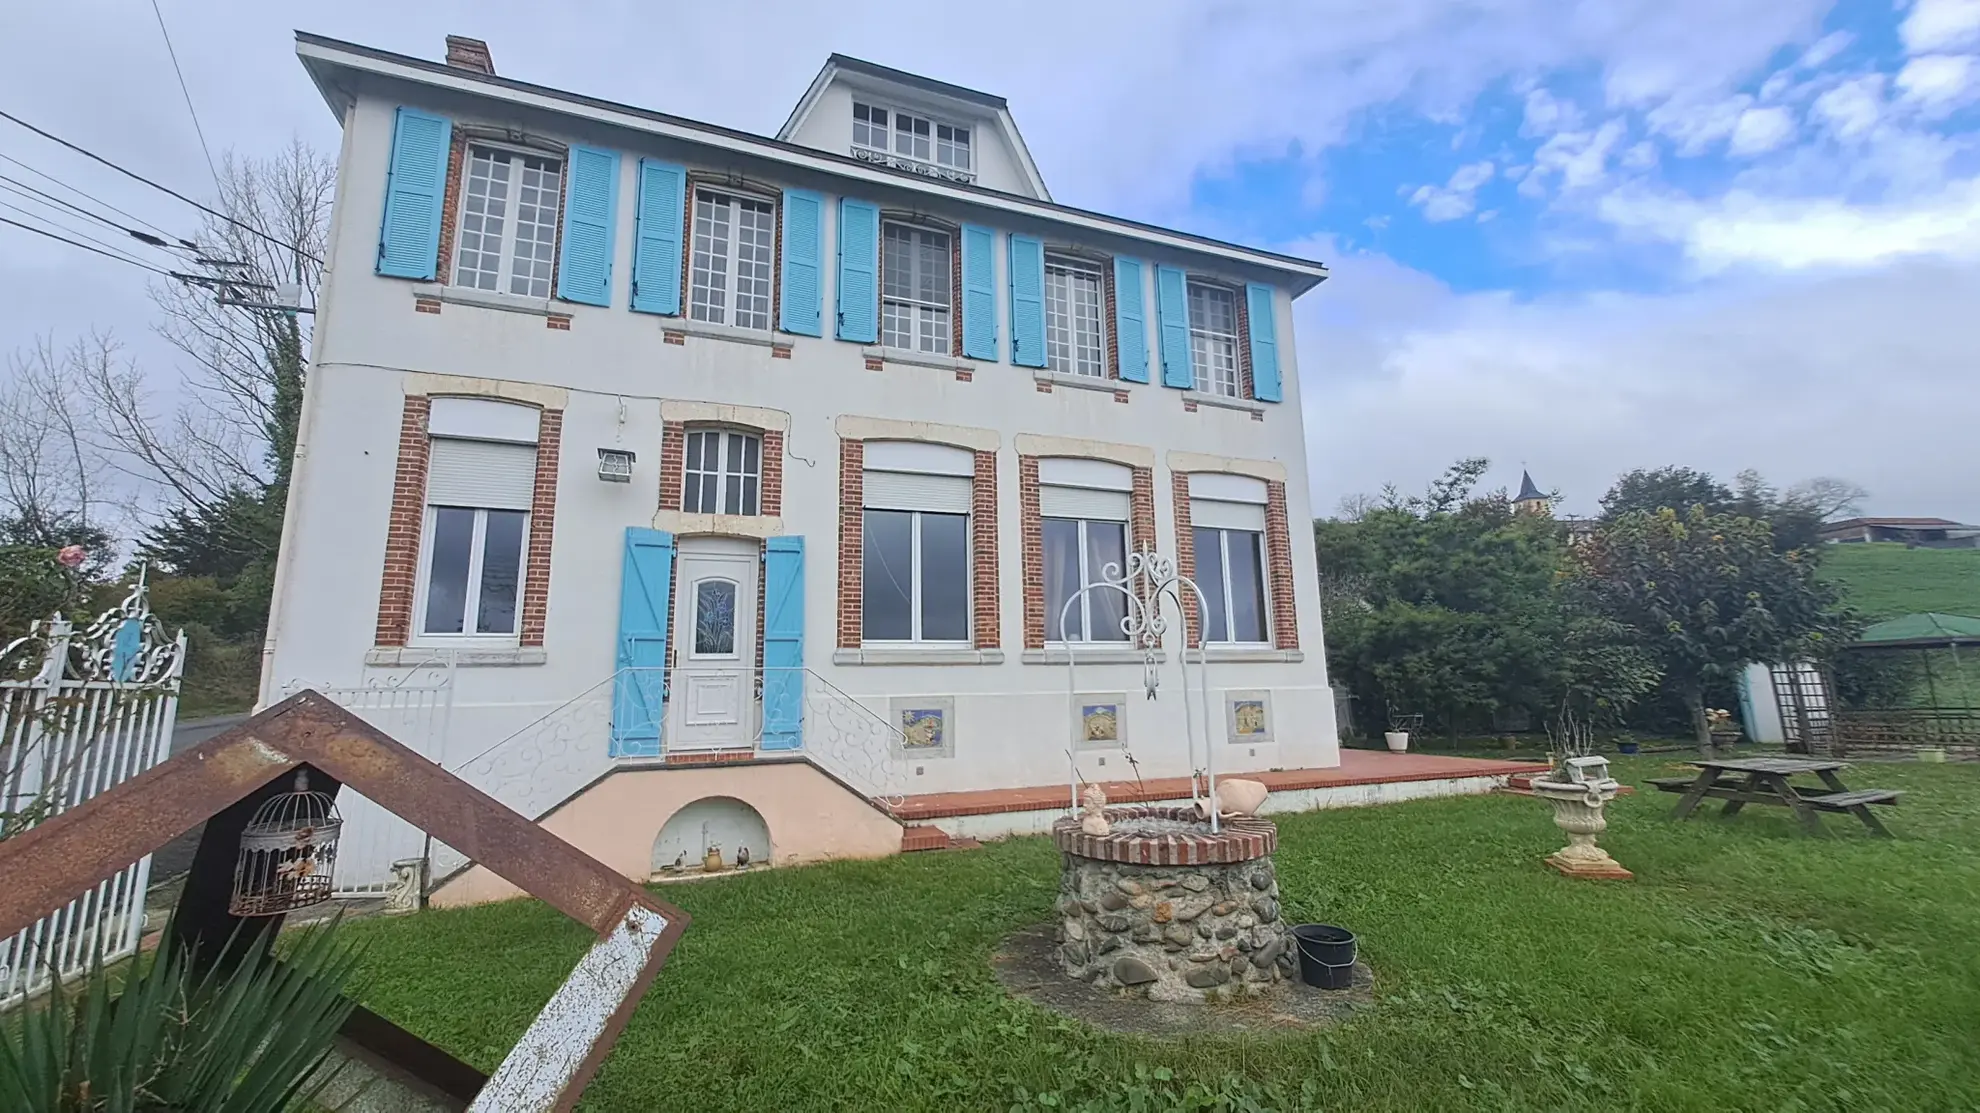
xmin=340 ymin=758 xmax=1980 ymax=1111
xmin=1822 ymin=542 xmax=1980 ymax=621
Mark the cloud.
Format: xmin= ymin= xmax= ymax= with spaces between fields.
xmin=1647 ymin=94 xmax=1753 ymax=156
xmin=1797 ymin=31 xmax=1854 ymax=70
xmin=1520 ymin=87 xmax=1581 ymax=137
xmin=1901 ymin=0 xmax=1980 ymax=54
xmin=1599 ymin=179 xmax=1980 ymax=271
xmin=1522 ymin=119 xmax=1628 ymax=197
xmin=1727 ymin=105 xmax=1797 ymax=156
xmin=1812 ymin=74 xmax=1886 ymax=140
xmin=1896 ymin=54 xmax=1980 ymax=113
xmin=1408 ymin=160 xmax=1496 ymax=221
xmin=1295 ymin=251 xmax=1980 ymax=522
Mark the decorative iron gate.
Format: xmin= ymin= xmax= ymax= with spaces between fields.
xmin=0 ymin=576 xmax=186 ymax=1007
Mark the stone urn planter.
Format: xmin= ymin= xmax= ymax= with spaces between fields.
xmin=1532 ymin=775 xmax=1631 ymax=880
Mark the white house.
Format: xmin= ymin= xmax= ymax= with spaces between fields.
xmin=270 ymin=33 xmax=1347 ymax=897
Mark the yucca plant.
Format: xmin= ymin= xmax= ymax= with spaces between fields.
xmin=0 ymin=916 xmax=361 ymax=1112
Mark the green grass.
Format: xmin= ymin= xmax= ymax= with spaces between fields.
xmin=339 ymin=759 xmax=1980 ymax=1112
xmin=1822 ymin=543 xmax=1980 ymax=621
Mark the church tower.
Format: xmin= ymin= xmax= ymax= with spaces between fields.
xmin=1513 ymin=470 xmax=1551 ymax=517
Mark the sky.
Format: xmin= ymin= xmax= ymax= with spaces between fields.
xmin=2 ymin=0 xmax=1977 ymax=521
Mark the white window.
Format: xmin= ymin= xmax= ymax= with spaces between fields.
xmin=882 ymin=222 xmax=953 ymax=354
xmin=1041 ymin=459 xmax=1133 ymax=642
xmin=1189 ymin=477 xmax=1270 ymax=644
xmin=1045 ymin=255 xmax=1106 ymax=377
xmin=935 ymin=123 xmax=972 ymax=172
xmin=682 ymin=429 xmax=762 ymax=516
xmin=689 ymin=189 xmax=775 ymax=331
xmin=853 ymin=102 xmax=891 ymax=153
xmin=862 ymin=442 xmax=972 ymax=644
xmin=852 ymin=102 xmax=972 ymax=177
xmin=417 ymin=398 xmax=540 ymax=640
xmin=1186 ymin=281 xmax=1241 ymax=398
xmin=453 ymin=146 xmax=561 ymax=299
xmin=894 ymin=111 xmax=932 ymax=161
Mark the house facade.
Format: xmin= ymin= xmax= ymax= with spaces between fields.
xmin=269 ymin=34 xmax=1338 ymax=884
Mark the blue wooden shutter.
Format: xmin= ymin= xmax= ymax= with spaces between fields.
xmin=960 ymin=224 xmax=997 ymax=361
xmin=557 ymin=145 xmax=621 ymax=307
xmin=612 ymin=527 xmax=674 ymax=757
xmin=631 ymin=159 xmax=685 ymax=315
xmin=1009 ymin=233 xmax=1046 ymax=368
xmin=1155 ymin=264 xmax=1193 ymax=389
xmin=836 ymin=198 xmax=879 ymax=343
xmin=780 ymin=189 xmax=824 ymax=335
xmin=1245 ymin=282 xmax=1282 ymax=402
xmin=376 ymin=107 xmax=451 ymax=279
xmin=760 ymin=536 xmax=806 ymax=751
xmin=1113 ymin=256 xmax=1149 ymax=383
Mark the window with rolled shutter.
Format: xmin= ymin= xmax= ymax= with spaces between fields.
xmin=417 ymin=418 xmax=541 ymax=640
xmin=860 ymin=445 xmax=974 ymax=644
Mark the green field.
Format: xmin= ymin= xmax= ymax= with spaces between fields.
xmin=1821 ymin=543 xmax=1980 ymax=620
xmin=341 ymin=759 xmax=1980 ymax=1112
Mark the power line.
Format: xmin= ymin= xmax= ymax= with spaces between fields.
xmin=0 ymin=152 xmax=185 ymax=242
xmin=0 ymin=109 xmax=322 ymax=264
xmin=147 ymin=0 xmax=220 ymax=192
xmin=0 ymin=199 xmax=171 ymax=270
xmin=0 ymin=215 xmax=175 ymax=276
xmin=0 ymin=174 xmax=194 ymax=250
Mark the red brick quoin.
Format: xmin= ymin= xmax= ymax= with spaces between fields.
xmin=1264 ymin=480 xmax=1300 ymax=652
xmin=1171 ymin=474 xmax=1199 ymax=649
xmin=836 ymin=439 xmax=865 ymax=649
xmin=519 ymin=409 xmax=562 ymax=648
xmin=1052 ymin=806 xmax=1277 ymax=866
xmin=971 ymin=450 xmax=1000 ymax=650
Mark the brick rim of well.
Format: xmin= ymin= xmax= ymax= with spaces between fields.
xmin=1052 ymin=805 xmax=1277 ymax=865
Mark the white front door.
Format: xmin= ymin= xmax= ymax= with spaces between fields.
xmin=669 ymin=537 xmax=759 ymax=751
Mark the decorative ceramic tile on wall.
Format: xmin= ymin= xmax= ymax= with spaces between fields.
xmin=1074 ymin=693 xmax=1128 ymax=751
xmin=890 ymin=696 xmax=956 ymax=759
xmin=1225 ymin=690 xmax=1273 ymax=745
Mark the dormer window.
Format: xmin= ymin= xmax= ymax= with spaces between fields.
xmin=851 ymin=100 xmax=973 ymax=182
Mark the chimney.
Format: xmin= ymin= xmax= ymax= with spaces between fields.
xmin=445 ymin=36 xmax=495 ymax=75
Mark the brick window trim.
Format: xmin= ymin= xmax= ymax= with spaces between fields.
xmin=836 ymin=437 xmax=999 ymax=651
xmin=1019 ymin=457 xmax=1156 ymax=651
xmin=657 ymin=421 xmax=784 ymax=517
xmin=374 ymin=394 xmax=562 ymax=649
xmin=1172 ymin=472 xmax=1299 ymax=652
xmin=434 ymin=130 xmax=570 ymax=295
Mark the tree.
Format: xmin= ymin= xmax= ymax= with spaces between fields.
xmin=1317 ymin=459 xmax=1658 ymax=737
xmin=1580 ymin=506 xmax=1855 ymax=748
xmin=1786 ymin=476 xmax=1869 ymax=522
xmin=1599 ymin=466 xmax=1733 ymax=520
xmin=0 ymin=337 xmax=115 ymax=577
xmin=75 ymin=142 xmax=331 ymax=586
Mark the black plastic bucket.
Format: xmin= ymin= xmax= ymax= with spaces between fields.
xmin=1291 ymin=924 xmax=1357 ymax=990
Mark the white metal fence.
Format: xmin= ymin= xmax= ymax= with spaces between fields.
xmin=0 ymin=577 xmax=186 ymax=1008
xmin=279 ymin=660 xmax=456 ymax=894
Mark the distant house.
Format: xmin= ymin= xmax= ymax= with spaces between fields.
xmin=1818 ymin=517 xmax=1973 ymax=546
xmin=1510 ymin=470 xmax=1597 ymax=544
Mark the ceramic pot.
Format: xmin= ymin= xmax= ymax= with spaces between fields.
xmin=1384 ymin=731 xmax=1409 ymax=753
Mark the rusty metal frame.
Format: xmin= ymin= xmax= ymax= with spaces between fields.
xmin=0 ymin=690 xmax=688 ymax=1113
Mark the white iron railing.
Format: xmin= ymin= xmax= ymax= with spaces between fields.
xmin=425 ymin=666 xmax=910 ymax=883
xmin=277 ymin=659 xmax=455 ymax=895
xmin=0 ymin=574 xmax=186 ymax=1008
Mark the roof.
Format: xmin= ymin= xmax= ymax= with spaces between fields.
xmin=1823 ymin=517 xmax=1967 ymax=530
xmin=294 ymin=33 xmax=1325 ymax=289
xmin=1514 ymin=471 xmax=1545 ymax=502
xmin=1851 ymin=612 xmax=1980 ymax=649
xmin=775 ymin=53 xmax=1049 ymax=200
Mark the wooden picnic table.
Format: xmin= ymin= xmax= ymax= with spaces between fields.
xmin=1649 ymin=756 xmax=1900 ymax=836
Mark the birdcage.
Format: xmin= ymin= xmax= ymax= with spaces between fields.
xmin=228 ymin=770 xmax=342 ymax=916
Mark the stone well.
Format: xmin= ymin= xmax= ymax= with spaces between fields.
xmin=1052 ymin=805 xmax=1292 ymax=1003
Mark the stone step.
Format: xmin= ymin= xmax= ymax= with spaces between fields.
xmin=900 ymin=824 xmax=980 ymax=853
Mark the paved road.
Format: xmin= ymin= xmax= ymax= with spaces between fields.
xmin=149 ymin=712 xmax=251 ymax=881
